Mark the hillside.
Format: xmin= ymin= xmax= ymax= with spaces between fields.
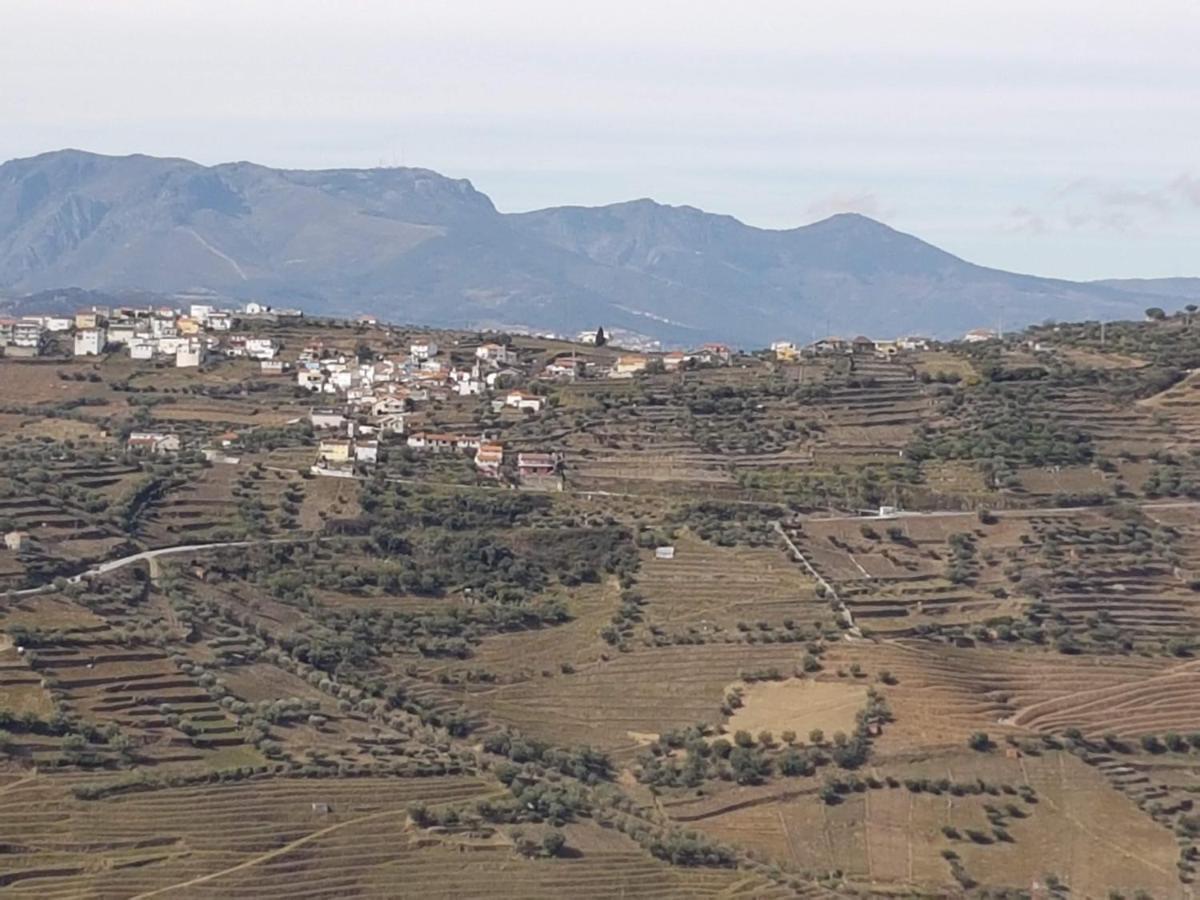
xmin=0 ymin=149 xmax=1195 ymax=344
xmin=4 ymin=314 xmax=1200 ymax=896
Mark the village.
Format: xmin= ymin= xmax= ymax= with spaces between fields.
xmin=2 ymin=302 xmax=971 ymax=493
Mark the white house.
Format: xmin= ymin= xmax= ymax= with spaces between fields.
xmin=474 ymin=442 xmax=504 ymax=476
xmin=354 ymin=440 xmax=380 ymax=464
xmin=175 ymin=338 xmax=204 ymax=368
xmin=485 ymin=367 xmax=522 ymax=389
xmin=12 ymin=320 xmax=45 ymax=350
xmin=106 ymin=323 xmax=139 ymax=346
xmin=297 ymin=370 xmax=325 ymax=391
xmin=505 ymin=390 xmax=545 ymax=412
xmin=157 ymin=337 xmax=186 ymax=356
xmin=963 ymin=329 xmax=997 ymax=344
xmin=245 ymin=338 xmax=278 ymax=360
xmin=310 ymin=408 xmax=346 ymax=430
xmin=260 ymin=359 xmax=288 ymax=375
xmin=206 ymin=311 xmax=233 ymax=331
xmin=127 ymin=432 xmax=181 ymax=455
xmin=410 ymin=340 xmax=438 ymax=361
xmin=475 ymin=342 xmax=514 ymax=365
xmin=74 ymin=327 xmax=107 ymax=356
xmin=130 ymin=338 xmax=158 ymax=360
xmin=40 ymin=316 xmax=72 ymax=332
xmin=406 ymin=432 xmax=482 ymax=452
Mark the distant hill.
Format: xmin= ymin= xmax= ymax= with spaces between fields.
xmin=1094 ymin=278 xmax=1200 ymax=303
xmin=0 ymin=149 xmax=1194 ymax=345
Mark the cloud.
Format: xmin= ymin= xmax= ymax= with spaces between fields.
xmin=1009 ymin=173 xmax=1200 ymax=234
xmin=804 ymin=190 xmax=892 ymax=221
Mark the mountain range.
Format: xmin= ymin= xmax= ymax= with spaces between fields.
xmin=0 ymin=149 xmax=1195 ymax=345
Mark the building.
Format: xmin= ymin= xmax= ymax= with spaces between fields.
xmin=373 ymin=412 xmax=408 ymax=435
xmin=475 ymin=342 xmax=514 ymax=364
xmin=771 ymin=341 xmax=799 ymax=361
xmin=310 ymin=408 xmax=346 ymax=430
xmin=206 ymin=311 xmax=233 ymax=331
xmin=130 ymin=338 xmax=157 ymax=360
xmin=127 ymin=432 xmax=181 ymax=454
xmin=189 ymin=303 xmax=215 ymax=321
xmin=74 ymin=310 xmax=100 ymax=330
xmin=4 ymin=530 xmax=30 ymax=551
xmin=851 ymin=336 xmax=876 ymax=355
xmin=613 ymin=355 xmax=648 ymax=377
xmin=663 ymin=351 xmax=687 ymax=371
xmin=175 ymin=337 xmax=204 ymax=368
xmin=406 ymin=432 xmax=482 ymax=452
xmin=40 ymin=316 xmax=72 ymax=332
xmin=505 ymin=390 xmax=545 ymax=412
xmin=517 ymin=452 xmax=558 ymax=479
xmin=544 ymin=356 xmax=585 ymax=379
xmin=354 ymin=440 xmax=379 ymax=464
xmin=409 ymin=340 xmax=439 ymax=361
xmin=811 ymin=336 xmax=849 ymax=355
xmin=963 ymin=328 xmax=997 ymax=344
xmin=297 ymin=370 xmax=325 ymax=391
xmin=317 ymin=438 xmax=353 ymax=463
xmin=260 ymin=359 xmax=288 ymax=375
xmin=245 ymin=338 xmax=278 ymax=361
xmin=74 ymin=327 xmax=107 ymax=356
xmin=474 ymin=442 xmax=504 ymax=476
xmin=700 ymin=343 xmax=732 ymax=363
xmin=106 ymin=323 xmax=140 ymax=346
xmin=12 ymin=320 xmax=46 ymax=351
xmin=371 ymin=396 xmax=409 ymax=416
xmin=176 ymin=317 xmax=203 ymax=336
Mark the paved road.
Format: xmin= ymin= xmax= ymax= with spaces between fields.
xmin=799 ymin=499 xmax=1200 ymax=524
xmin=5 ymin=538 xmax=312 ymax=598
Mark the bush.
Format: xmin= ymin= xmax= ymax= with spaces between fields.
xmin=968 ymin=732 xmax=994 ymax=752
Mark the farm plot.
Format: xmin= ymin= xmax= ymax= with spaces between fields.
xmin=687 ymin=750 xmax=1181 ymax=897
xmin=784 ymin=515 xmax=1031 ymax=632
xmin=0 ymin=773 xmax=495 ymax=898
xmin=723 ymin=679 xmax=867 ymax=739
xmin=635 ymin=532 xmax=826 ymax=635
xmin=463 ymin=643 xmax=815 ymax=759
xmin=822 ymin=640 xmax=1200 ymax=749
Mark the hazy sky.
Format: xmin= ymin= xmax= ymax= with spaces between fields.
xmin=3 ymin=0 xmax=1198 ymax=280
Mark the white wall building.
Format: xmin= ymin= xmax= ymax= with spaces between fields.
xmin=130 ymin=338 xmax=158 ymax=360
xmin=175 ymin=337 xmax=204 ymax=368
xmin=410 ymin=340 xmax=438 ymax=361
xmin=74 ymin=327 xmax=107 ymax=356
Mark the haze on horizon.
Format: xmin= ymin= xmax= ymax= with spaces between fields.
xmin=2 ymin=0 xmax=1197 ymax=282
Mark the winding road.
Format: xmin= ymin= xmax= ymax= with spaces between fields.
xmin=5 ymin=538 xmax=315 ymax=598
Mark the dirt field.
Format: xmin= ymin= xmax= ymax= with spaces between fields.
xmin=724 ymin=678 xmax=867 ymax=738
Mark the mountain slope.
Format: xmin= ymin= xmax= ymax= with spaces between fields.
xmin=0 ymin=149 xmax=1192 ymax=344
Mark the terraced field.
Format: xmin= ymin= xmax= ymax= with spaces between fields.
xmin=5 ymin=317 xmax=1200 ymax=896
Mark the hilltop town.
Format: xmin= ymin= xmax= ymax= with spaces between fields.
xmin=2 ymin=303 xmax=1200 ymax=897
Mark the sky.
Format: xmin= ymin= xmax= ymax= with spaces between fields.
xmin=2 ymin=0 xmax=1198 ymax=281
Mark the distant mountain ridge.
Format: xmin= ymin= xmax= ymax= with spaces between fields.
xmin=0 ymin=149 xmax=1194 ymax=345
